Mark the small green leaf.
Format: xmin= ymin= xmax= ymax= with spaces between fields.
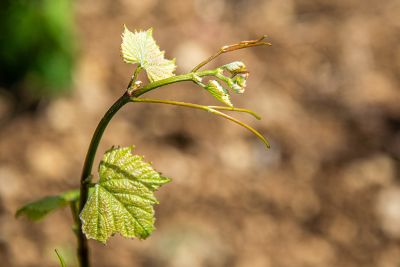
xmin=205 ymin=80 xmax=233 ymax=107
xmin=16 ymin=190 xmax=79 ymax=221
xmin=229 ymin=73 xmax=248 ymax=94
xmin=202 ymin=62 xmax=249 ymax=105
xmin=80 ymin=146 xmax=170 ymax=243
xmin=121 ymin=26 xmax=176 ymax=82
xmin=220 ymin=62 xmax=248 ymax=94
xmin=55 ymin=249 xmax=66 ymax=267
xmin=222 ymin=61 xmax=247 ymax=75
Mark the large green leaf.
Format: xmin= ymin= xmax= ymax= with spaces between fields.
xmin=80 ymin=146 xmax=170 ymax=243
xmin=121 ymin=26 xmax=176 ymax=82
xmin=16 ymin=190 xmax=79 ymax=221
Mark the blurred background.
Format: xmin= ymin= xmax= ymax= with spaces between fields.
xmin=1 ymin=0 xmax=400 ymax=266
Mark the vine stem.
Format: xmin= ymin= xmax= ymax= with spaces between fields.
xmin=77 ymin=93 xmax=129 ymax=267
xmin=75 ymin=70 xmax=219 ymax=267
xmin=76 ymin=53 xmax=270 ymax=265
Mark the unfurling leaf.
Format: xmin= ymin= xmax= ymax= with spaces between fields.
xmin=16 ymin=190 xmax=79 ymax=221
xmin=229 ymin=72 xmax=248 ymax=94
xmin=205 ymin=80 xmax=233 ymax=107
xmin=222 ymin=61 xmax=247 ymax=75
xmin=80 ymin=146 xmax=170 ymax=243
xmin=121 ymin=26 xmax=176 ymax=82
xmin=221 ymin=61 xmax=248 ymax=94
xmin=201 ymin=61 xmax=249 ymax=105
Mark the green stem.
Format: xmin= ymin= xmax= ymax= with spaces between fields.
xmin=127 ymin=66 xmax=143 ymax=94
xmin=75 ymin=67 xmax=266 ymax=266
xmin=55 ymin=249 xmax=67 ymax=267
xmin=207 ymin=106 xmax=261 ymax=120
xmin=77 ymin=93 xmax=129 ymax=267
xmin=207 ymin=108 xmax=270 ymax=148
xmin=70 ymin=201 xmax=79 ymax=235
xmin=75 ymin=70 xmax=213 ymax=267
xmin=132 ymin=70 xmax=217 ymax=96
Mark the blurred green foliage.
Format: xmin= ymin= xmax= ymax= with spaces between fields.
xmin=0 ymin=0 xmax=75 ymax=98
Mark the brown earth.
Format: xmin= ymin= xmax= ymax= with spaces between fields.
xmin=1 ymin=0 xmax=400 ymax=266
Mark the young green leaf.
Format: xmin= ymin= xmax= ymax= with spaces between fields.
xmin=16 ymin=190 xmax=79 ymax=221
xmin=222 ymin=61 xmax=247 ymax=75
xmin=229 ymin=73 xmax=248 ymax=94
xmin=80 ymin=146 xmax=170 ymax=243
xmin=205 ymin=80 xmax=233 ymax=107
xmin=121 ymin=26 xmax=176 ymax=82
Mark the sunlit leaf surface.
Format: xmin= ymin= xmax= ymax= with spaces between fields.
xmin=121 ymin=26 xmax=176 ymax=82
xmin=80 ymin=146 xmax=170 ymax=243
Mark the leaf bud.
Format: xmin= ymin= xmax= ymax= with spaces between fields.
xmin=222 ymin=61 xmax=247 ymax=75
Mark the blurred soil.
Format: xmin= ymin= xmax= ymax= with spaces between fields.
xmin=1 ymin=0 xmax=400 ymax=266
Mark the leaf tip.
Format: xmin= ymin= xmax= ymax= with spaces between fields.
xmin=162 ymin=176 xmax=172 ymax=183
